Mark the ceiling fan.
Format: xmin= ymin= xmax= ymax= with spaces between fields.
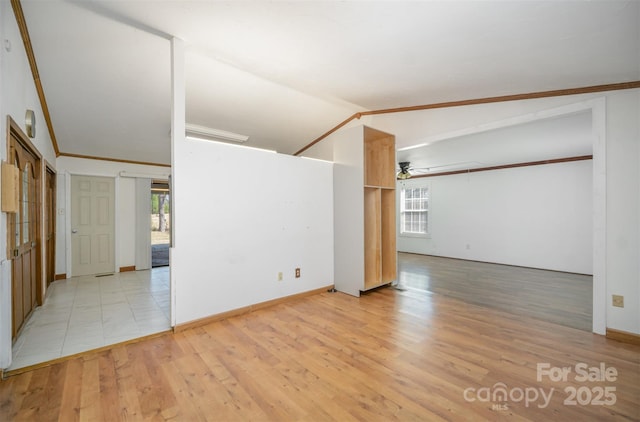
xmin=397 ymin=160 xmax=487 ymax=179
xmin=396 ymin=162 xmax=430 ymax=179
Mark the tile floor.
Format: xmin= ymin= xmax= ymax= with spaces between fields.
xmin=8 ymin=267 xmax=171 ymax=371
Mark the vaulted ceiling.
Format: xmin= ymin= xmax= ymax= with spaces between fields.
xmin=19 ymin=1 xmax=640 ymax=166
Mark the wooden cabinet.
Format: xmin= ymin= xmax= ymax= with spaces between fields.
xmin=332 ymin=125 xmax=396 ymax=296
xmin=363 ymin=127 xmax=396 ymax=290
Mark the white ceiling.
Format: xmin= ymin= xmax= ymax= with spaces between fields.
xmin=397 ymin=111 xmax=593 ymax=175
xmin=20 ymin=1 xmax=640 ymax=166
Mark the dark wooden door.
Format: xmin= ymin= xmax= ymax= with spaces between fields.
xmin=45 ymin=166 xmax=56 ymax=286
xmin=8 ymin=121 xmax=42 ymax=340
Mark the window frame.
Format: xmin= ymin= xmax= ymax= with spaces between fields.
xmin=399 ymin=182 xmax=431 ymax=238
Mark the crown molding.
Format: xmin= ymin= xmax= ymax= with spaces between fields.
xmin=58 ymin=152 xmax=170 ymax=168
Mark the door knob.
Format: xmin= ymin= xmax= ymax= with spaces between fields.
xmin=71 ymin=229 xmax=78 ymax=233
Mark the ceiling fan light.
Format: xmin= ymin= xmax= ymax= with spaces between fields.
xmin=397 ymin=170 xmax=411 ymax=180
xmin=397 ymin=161 xmax=412 ymax=179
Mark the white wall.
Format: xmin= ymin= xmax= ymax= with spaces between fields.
xmin=172 ymin=139 xmax=334 ymax=325
xmin=398 ymin=160 xmax=593 ymax=274
xmin=0 ymin=1 xmax=59 ymax=368
xmin=0 ymin=5 xmax=56 ymax=164
xmin=604 ymin=90 xmax=640 ymax=334
xmin=332 ymin=126 xmax=366 ymax=297
xmin=55 ymin=156 xmax=170 ymax=276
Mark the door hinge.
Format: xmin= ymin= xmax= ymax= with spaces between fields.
xmin=13 ymin=248 xmax=18 ymax=257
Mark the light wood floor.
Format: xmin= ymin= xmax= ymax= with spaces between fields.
xmin=398 ymin=253 xmax=592 ymax=331
xmin=1 ymin=282 xmax=638 ymax=420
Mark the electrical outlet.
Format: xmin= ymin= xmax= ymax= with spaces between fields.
xmin=295 ymin=268 xmax=301 ymax=278
xmin=278 ymin=272 xmax=283 ymax=281
xmin=612 ymin=295 xmax=624 ymax=308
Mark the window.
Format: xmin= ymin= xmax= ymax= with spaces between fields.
xmin=400 ymin=186 xmax=429 ymax=236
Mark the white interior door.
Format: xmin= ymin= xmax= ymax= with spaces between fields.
xmin=71 ymin=175 xmax=115 ymax=276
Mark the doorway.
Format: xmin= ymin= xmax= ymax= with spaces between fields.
xmin=7 ymin=117 xmax=43 ymax=341
xmin=151 ymin=180 xmax=170 ymax=267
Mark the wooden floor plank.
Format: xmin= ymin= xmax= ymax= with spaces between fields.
xmin=78 ymin=356 xmax=102 ymax=421
xmin=42 ymin=360 xmax=67 ymax=420
xmin=159 ymin=356 xmax=209 ymax=421
xmin=98 ymin=352 xmax=122 ymax=421
xmin=18 ymin=365 xmax=53 ymax=421
xmin=57 ymin=359 xmax=82 ymax=422
xmin=110 ymin=346 xmax=142 ymax=420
